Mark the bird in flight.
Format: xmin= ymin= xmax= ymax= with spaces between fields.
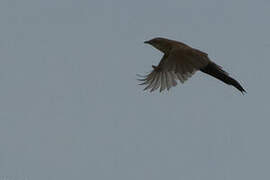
xmin=138 ymin=37 xmax=246 ymax=94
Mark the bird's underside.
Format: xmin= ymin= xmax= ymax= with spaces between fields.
xmin=139 ymin=37 xmax=246 ymax=94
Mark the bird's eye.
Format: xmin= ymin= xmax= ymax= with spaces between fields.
xmin=152 ymin=39 xmax=159 ymax=44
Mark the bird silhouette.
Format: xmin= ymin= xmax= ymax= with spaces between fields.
xmin=138 ymin=37 xmax=246 ymax=94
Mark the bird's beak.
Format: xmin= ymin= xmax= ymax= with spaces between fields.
xmin=144 ymin=40 xmax=150 ymax=44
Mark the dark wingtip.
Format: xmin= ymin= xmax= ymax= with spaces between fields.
xmin=233 ymin=82 xmax=246 ymax=95
xmin=239 ymin=87 xmax=247 ymax=95
xmin=200 ymin=62 xmax=246 ymax=95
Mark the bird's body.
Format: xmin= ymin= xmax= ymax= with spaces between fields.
xmin=139 ymin=37 xmax=246 ymax=93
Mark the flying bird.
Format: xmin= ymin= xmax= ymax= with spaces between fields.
xmin=138 ymin=37 xmax=246 ymax=94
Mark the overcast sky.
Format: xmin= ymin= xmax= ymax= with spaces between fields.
xmin=0 ymin=0 xmax=269 ymax=180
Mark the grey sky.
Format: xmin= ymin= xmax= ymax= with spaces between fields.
xmin=0 ymin=0 xmax=269 ymax=179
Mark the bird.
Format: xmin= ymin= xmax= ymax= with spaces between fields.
xmin=138 ymin=37 xmax=246 ymax=94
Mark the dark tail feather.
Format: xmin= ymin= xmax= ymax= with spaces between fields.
xmin=200 ymin=62 xmax=246 ymax=94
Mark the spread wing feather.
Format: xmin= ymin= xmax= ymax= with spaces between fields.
xmin=138 ymin=48 xmax=209 ymax=92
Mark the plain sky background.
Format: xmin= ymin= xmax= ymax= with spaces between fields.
xmin=0 ymin=0 xmax=269 ymax=179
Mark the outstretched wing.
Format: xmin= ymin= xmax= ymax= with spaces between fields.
xmin=138 ymin=48 xmax=209 ymax=92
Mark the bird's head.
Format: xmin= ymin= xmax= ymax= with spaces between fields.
xmin=144 ymin=37 xmax=173 ymax=54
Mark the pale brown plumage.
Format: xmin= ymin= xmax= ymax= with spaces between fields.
xmin=138 ymin=37 xmax=246 ymax=93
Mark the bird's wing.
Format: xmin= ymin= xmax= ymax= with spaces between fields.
xmin=138 ymin=48 xmax=209 ymax=92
